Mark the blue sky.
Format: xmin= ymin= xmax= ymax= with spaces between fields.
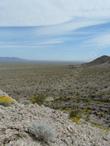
xmin=0 ymin=0 xmax=110 ymax=61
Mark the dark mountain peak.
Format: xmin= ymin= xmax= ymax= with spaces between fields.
xmin=97 ymin=55 xmax=110 ymax=59
xmin=84 ymin=55 xmax=110 ymax=66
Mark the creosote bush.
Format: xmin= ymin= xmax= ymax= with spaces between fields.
xmin=28 ymin=122 xmax=55 ymax=145
xmin=30 ymin=95 xmax=47 ymax=105
xmin=69 ymin=110 xmax=81 ymax=124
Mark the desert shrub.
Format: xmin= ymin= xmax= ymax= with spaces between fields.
xmin=28 ymin=122 xmax=55 ymax=145
xmin=30 ymin=95 xmax=47 ymax=105
xmin=0 ymin=96 xmax=16 ymax=106
xmin=69 ymin=110 xmax=81 ymax=124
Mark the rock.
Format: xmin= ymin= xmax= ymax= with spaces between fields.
xmin=0 ymin=89 xmax=9 ymax=97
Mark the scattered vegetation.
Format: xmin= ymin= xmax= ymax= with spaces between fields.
xmin=30 ymin=95 xmax=47 ymax=105
xmin=69 ymin=108 xmax=92 ymax=124
xmin=0 ymin=63 xmax=109 ymax=127
xmin=91 ymin=122 xmax=110 ymax=132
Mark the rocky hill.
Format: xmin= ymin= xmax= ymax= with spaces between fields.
xmin=0 ymin=90 xmax=110 ymax=146
xmin=84 ymin=55 xmax=110 ymax=66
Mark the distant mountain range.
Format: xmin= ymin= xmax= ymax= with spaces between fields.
xmin=0 ymin=56 xmax=110 ymax=65
xmin=0 ymin=57 xmax=28 ymax=62
xmin=0 ymin=57 xmax=80 ymax=64
xmin=85 ymin=55 xmax=110 ymax=66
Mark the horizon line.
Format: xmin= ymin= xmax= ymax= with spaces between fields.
xmin=0 ymin=55 xmax=109 ymax=63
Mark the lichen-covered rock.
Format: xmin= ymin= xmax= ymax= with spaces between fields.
xmin=0 ymin=103 xmax=109 ymax=146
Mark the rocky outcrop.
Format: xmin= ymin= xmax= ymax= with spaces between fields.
xmin=0 ymin=102 xmax=109 ymax=146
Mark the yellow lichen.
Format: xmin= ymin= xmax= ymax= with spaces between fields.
xmin=0 ymin=96 xmax=16 ymax=106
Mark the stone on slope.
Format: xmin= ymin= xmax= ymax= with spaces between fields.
xmin=0 ymin=89 xmax=9 ymax=97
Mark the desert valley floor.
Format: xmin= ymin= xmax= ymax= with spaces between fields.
xmin=0 ymin=56 xmax=110 ymax=128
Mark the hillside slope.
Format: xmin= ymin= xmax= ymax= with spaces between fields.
xmin=85 ymin=55 xmax=110 ymax=66
xmin=0 ymin=90 xmax=109 ymax=146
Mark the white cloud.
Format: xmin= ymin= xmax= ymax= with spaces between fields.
xmin=0 ymin=0 xmax=110 ymax=26
xmin=35 ymin=18 xmax=107 ymax=37
xmin=82 ymin=31 xmax=110 ymax=49
xmin=91 ymin=33 xmax=110 ymax=48
xmin=0 ymin=39 xmax=63 ymax=48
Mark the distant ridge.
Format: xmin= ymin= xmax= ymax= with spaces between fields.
xmin=0 ymin=57 xmax=28 ymax=62
xmin=0 ymin=57 xmax=84 ymax=64
xmin=84 ymin=55 xmax=110 ymax=66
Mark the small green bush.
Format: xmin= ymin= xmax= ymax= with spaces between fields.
xmin=30 ymin=95 xmax=46 ymax=105
xmin=0 ymin=96 xmax=16 ymax=106
xmin=69 ymin=110 xmax=81 ymax=124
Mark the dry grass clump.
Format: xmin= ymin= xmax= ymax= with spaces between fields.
xmin=28 ymin=122 xmax=55 ymax=145
xmin=0 ymin=96 xmax=16 ymax=106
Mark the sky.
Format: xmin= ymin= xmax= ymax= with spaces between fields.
xmin=0 ymin=0 xmax=110 ymax=61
